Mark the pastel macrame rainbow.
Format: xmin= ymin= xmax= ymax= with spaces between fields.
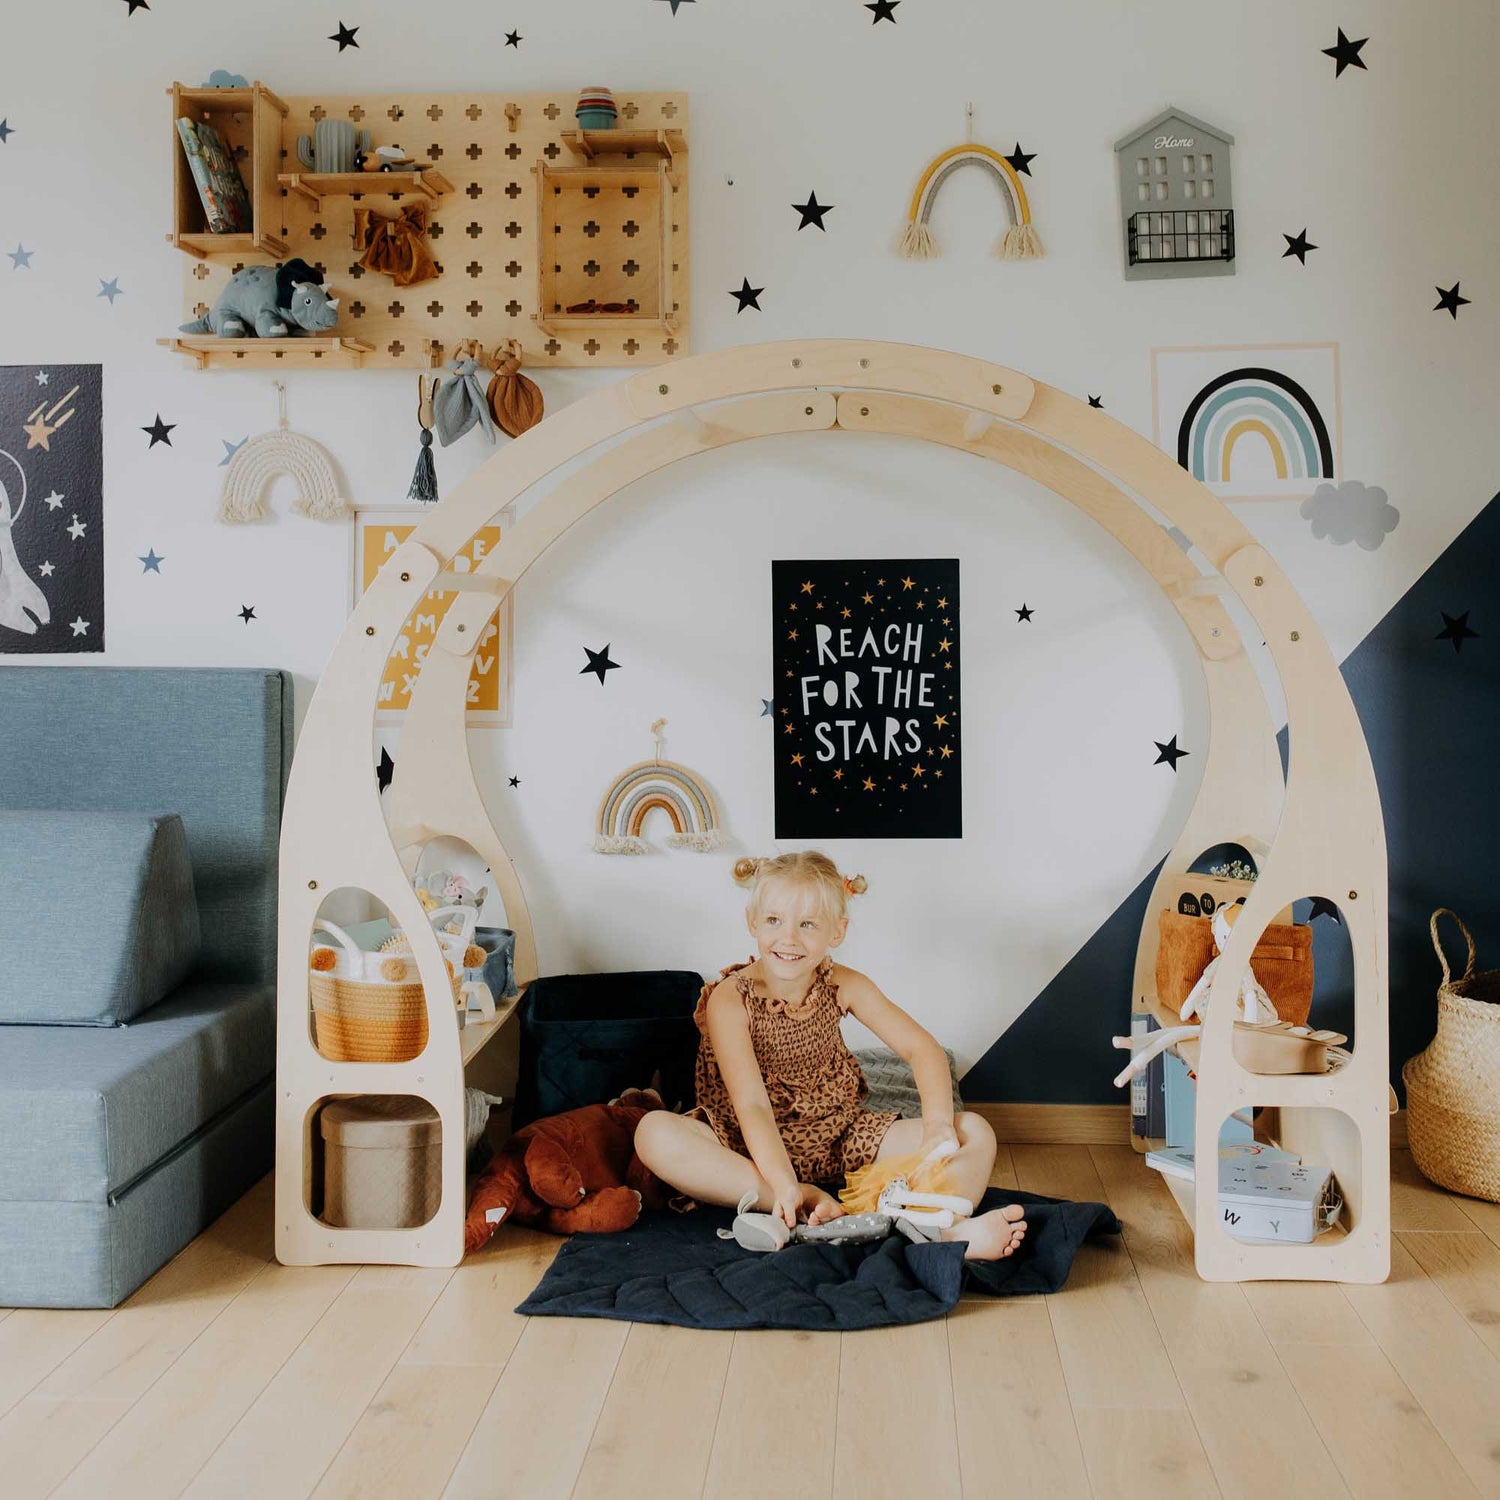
xmin=594 ymin=758 xmax=728 ymax=855
xmin=899 ymin=144 xmax=1043 ymax=261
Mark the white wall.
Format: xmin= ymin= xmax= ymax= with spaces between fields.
xmin=2 ymin=0 xmax=1495 ymax=1069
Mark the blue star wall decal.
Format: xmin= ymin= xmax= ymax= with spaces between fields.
xmin=220 ymin=437 xmax=249 ymax=465
xmin=139 ymin=549 xmax=164 ymax=573
xmin=9 ymin=244 xmax=33 ymax=269
xmin=98 ymin=278 xmax=123 ymax=303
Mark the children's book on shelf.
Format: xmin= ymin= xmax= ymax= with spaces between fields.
xmin=177 ymin=116 xmax=252 ymax=234
xmin=1145 ymin=1140 xmax=1300 ymax=1181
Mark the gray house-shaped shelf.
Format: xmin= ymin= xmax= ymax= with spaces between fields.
xmin=1115 ymin=108 xmax=1235 ymax=280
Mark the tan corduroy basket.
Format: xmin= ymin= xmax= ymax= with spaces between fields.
xmin=1403 ymin=909 xmax=1500 ymax=1203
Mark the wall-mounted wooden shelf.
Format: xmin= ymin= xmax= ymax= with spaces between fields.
xmin=169 ymin=81 xmax=289 ymax=260
xmin=277 ymin=170 xmax=454 ymax=204
xmin=157 ymin=335 xmax=376 ymax=369
xmin=560 ymin=128 xmax=686 ymax=169
xmin=534 ymin=161 xmax=679 ymax=340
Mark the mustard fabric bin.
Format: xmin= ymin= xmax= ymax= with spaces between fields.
xmin=319 ymin=1096 xmax=442 ymax=1229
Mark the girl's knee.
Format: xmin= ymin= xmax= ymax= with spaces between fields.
xmin=633 ymin=1108 xmax=679 ymax=1164
xmin=956 ymin=1110 xmax=996 ymax=1152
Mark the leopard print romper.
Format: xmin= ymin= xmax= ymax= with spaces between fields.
xmin=690 ymin=957 xmax=899 ymax=1182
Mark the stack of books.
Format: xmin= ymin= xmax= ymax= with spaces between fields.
xmin=1147 ymin=1142 xmax=1340 ymax=1243
xmin=177 ymin=116 xmax=252 ymax=235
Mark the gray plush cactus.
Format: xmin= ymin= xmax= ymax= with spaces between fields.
xmin=178 ymin=259 xmax=341 ymax=339
xmin=296 ymin=120 xmax=372 ymax=173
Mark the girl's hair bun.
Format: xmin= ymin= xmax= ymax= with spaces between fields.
xmin=732 ymin=856 xmax=764 ymax=886
xmin=843 ymin=873 xmax=869 ymax=897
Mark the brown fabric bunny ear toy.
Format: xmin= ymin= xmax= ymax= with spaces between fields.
xmin=486 ymin=339 xmax=545 ymax=438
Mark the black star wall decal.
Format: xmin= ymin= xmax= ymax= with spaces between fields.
xmin=1087 ymin=395 xmax=1103 ymax=409
xmin=1307 ymin=896 xmax=1344 ymax=924
xmin=122 ymin=0 xmax=149 ymax=12
xmin=865 ymin=0 xmax=899 ymax=20
xmin=792 ymin=192 xmax=833 ymax=230
xmin=0 ymin=120 xmax=13 ymax=144
xmin=505 ymin=30 xmax=521 ymax=47
xmin=1015 ymin=604 xmax=1034 ymax=621
xmin=580 ymin=643 xmax=620 ymax=683
xmin=730 ymin=277 xmax=763 ymax=312
xmin=1322 ymin=28 xmax=1368 ymax=76
xmin=377 ymin=747 xmax=395 ymax=792
xmin=1153 ymin=735 xmax=1189 ymax=771
xmin=1003 ymin=143 xmax=1036 ymax=176
xmin=1283 ymin=229 xmax=1318 ymax=263
xmin=329 ymin=21 xmax=360 ymax=51
xmin=659 ymin=0 xmax=695 ymax=12
xmin=142 ymin=414 xmax=175 ymax=447
xmin=1434 ymin=282 xmax=1470 ymax=318
xmin=238 ymin=605 xmax=257 ymax=624
xmin=508 ymin=775 xmax=521 ymax=788
xmin=1436 ymin=610 xmax=1478 ymax=653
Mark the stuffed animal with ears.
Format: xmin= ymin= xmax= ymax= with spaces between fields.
xmin=178 ymin=258 xmax=340 ymax=339
xmin=463 ymin=1090 xmax=670 ymax=1253
xmin=1178 ymin=902 xmax=1278 ymax=1026
xmin=415 ymin=871 xmax=489 ymax=922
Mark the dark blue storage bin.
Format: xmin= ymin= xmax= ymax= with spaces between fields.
xmin=513 ymin=969 xmax=704 ymax=1127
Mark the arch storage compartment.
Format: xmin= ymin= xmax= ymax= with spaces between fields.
xmin=275 ymin=340 xmax=1389 ymax=1280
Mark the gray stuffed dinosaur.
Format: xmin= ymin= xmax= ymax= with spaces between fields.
xmin=179 ymin=258 xmax=341 ymax=339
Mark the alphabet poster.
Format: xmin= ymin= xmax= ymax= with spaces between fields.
xmin=0 ymin=364 xmax=104 ymax=652
xmin=773 ymin=558 xmax=961 ymax=839
xmin=354 ymin=507 xmax=513 ymax=724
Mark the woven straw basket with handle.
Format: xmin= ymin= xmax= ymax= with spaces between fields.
xmin=1403 ymin=909 xmax=1500 ymax=1203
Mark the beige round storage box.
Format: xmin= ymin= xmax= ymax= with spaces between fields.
xmin=319 ymin=1096 xmax=443 ymax=1229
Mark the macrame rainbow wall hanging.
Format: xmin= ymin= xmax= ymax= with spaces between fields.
xmin=219 ymin=382 xmax=351 ymax=524
xmin=594 ymin=719 xmax=729 ymax=855
xmin=899 ymin=143 xmax=1044 ymax=262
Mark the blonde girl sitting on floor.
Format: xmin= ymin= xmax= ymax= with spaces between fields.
xmin=634 ymin=852 xmax=1028 ymax=1260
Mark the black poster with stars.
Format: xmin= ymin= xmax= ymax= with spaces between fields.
xmin=773 ymin=559 xmax=961 ymax=839
xmin=0 ymin=365 xmax=104 ymax=654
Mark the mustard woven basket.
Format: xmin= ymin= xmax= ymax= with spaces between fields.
xmin=1402 ymin=909 xmax=1500 ymax=1204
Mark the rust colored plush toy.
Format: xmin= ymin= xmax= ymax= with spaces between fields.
xmin=463 ymin=1089 xmax=670 ymax=1254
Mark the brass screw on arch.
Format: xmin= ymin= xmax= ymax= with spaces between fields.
xmin=804 ymin=405 xmax=814 ymax=416
xmin=859 ymin=358 xmax=870 ymax=369
xmin=308 ymin=880 xmax=318 ymax=891
xmin=457 ymin=623 xmax=467 ymax=632
xmin=860 ymin=406 xmax=870 ymax=417
xmin=365 ymin=626 xmax=375 ymax=636
xmin=1290 ymin=630 xmax=1301 ymax=642
xmin=400 ymin=571 xmax=410 ymax=582
xmin=1254 ymin=575 xmax=1265 ymax=587
xmin=791 ymin=358 xmax=802 ymax=368
xmin=1348 ymin=890 xmax=1359 ymax=901
xmin=992 ymin=384 xmax=1003 ymax=395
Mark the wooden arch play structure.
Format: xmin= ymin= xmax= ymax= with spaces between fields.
xmin=276 ymin=339 xmax=1390 ymax=1283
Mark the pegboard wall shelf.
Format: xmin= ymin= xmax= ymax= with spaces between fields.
xmin=157 ymin=335 xmax=376 ymax=370
xmin=169 ymin=81 xmax=289 ymax=260
xmin=277 ymin=170 xmax=455 ymax=204
xmin=560 ymin=127 xmax=686 ymax=167
xmin=176 ymin=87 xmax=689 ymax=370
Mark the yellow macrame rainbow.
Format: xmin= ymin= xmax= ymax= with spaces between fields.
xmin=899 ymin=143 xmax=1043 ymax=261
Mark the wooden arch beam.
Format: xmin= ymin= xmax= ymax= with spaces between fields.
xmin=277 ymin=341 xmax=1386 ymax=1285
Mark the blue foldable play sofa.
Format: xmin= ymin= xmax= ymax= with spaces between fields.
xmin=0 ymin=668 xmax=290 ymax=1307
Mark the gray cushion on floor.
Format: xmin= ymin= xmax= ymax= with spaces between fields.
xmin=0 ymin=982 xmax=275 ymax=1203
xmin=0 ymin=811 xmax=200 ymax=1025
xmin=0 ymin=1081 xmax=273 ymax=1308
xmin=856 ymin=1047 xmax=964 ymax=1118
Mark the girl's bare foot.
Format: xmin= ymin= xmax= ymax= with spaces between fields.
xmin=943 ymin=1204 xmax=1027 ymax=1260
xmin=800 ymin=1184 xmax=844 ymax=1226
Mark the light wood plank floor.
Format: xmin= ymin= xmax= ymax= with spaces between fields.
xmin=4 ymin=1148 xmax=1498 ymax=1500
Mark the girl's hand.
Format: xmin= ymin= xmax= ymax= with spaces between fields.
xmin=920 ymin=1118 xmax=960 ymax=1158
xmin=771 ymin=1179 xmax=803 ymax=1230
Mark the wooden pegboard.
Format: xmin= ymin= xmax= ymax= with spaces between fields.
xmin=181 ymin=91 xmax=689 ymax=370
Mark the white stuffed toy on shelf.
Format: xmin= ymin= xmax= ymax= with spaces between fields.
xmin=1178 ymin=903 xmax=1279 ymax=1026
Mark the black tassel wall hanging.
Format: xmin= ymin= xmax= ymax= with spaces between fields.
xmin=407 ymin=373 xmax=440 ymax=502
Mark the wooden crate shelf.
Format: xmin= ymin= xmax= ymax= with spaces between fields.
xmin=278 ymin=169 xmax=454 ymax=204
xmin=176 ymin=87 xmax=690 ymax=370
xmin=169 ymin=81 xmax=288 ymax=259
xmin=158 ymin=335 xmax=376 ymax=369
xmin=560 ymin=127 xmax=686 ymax=167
